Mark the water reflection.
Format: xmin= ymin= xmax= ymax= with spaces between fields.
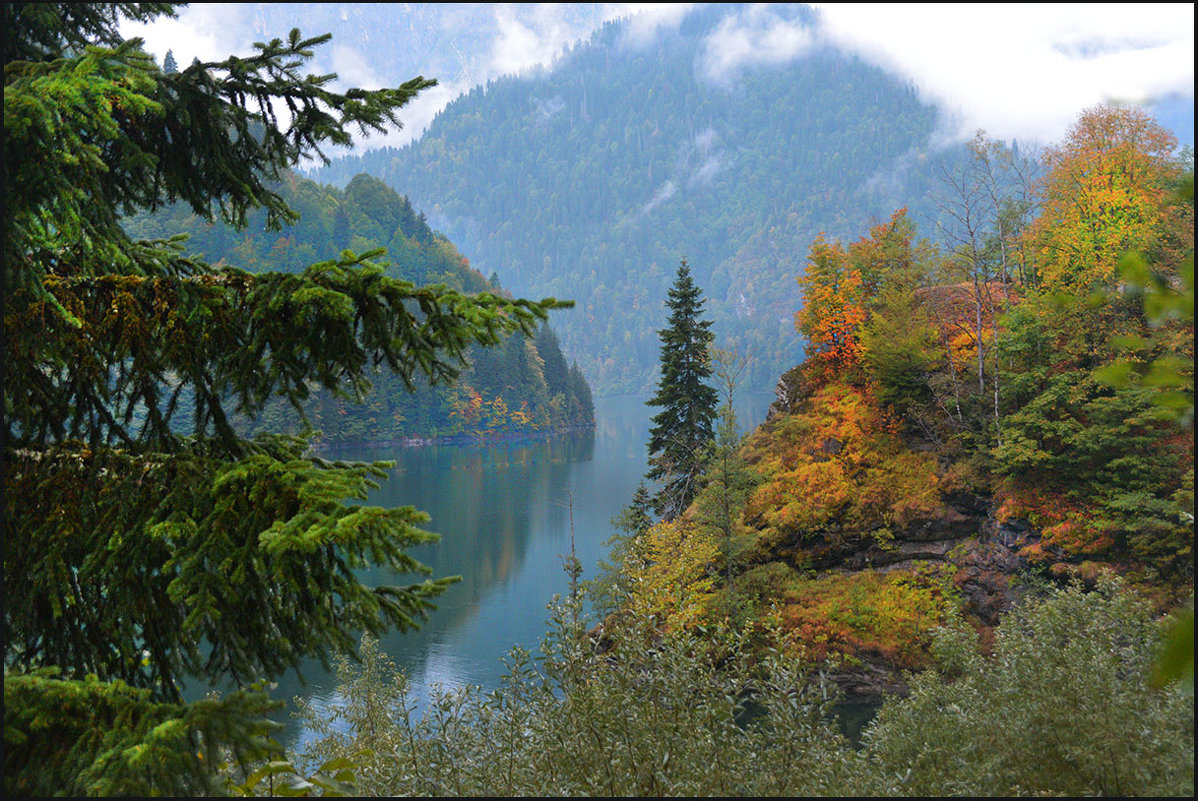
xmin=273 ymin=394 xmax=774 ymax=752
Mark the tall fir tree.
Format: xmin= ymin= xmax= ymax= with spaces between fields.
xmin=646 ymin=260 xmax=718 ymax=519
xmin=2 ymin=4 xmax=566 ymax=794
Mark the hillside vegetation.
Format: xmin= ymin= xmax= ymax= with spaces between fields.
xmin=291 ymin=103 xmax=1194 ymax=799
xmin=311 ymin=3 xmax=945 ymax=394
xmin=613 ymin=104 xmax=1193 ymax=690
xmin=125 ymin=173 xmax=594 ymax=443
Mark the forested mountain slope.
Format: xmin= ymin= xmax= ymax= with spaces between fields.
xmin=608 ymin=105 xmax=1194 ymax=697
xmin=309 ymin=3 xmax=946 ymax=393
xmin=125 ymin=173 xmax=594 ymax=443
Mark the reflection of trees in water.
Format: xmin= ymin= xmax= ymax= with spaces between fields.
xmin=372 ymin=428 xmax=597 ymax=611
xmin=274 ymin=403 xmax=623 ymax=747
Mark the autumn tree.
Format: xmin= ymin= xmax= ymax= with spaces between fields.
xmin=623 ymin=520 xmax=721 ymax=631
xmin=646 ymin=260 xmax=718 ymax=519
xmin=991 ymin=108 xmax=1193 ymax=575
xmin=797 ymin=209 xmax=922 ymax=383
xmin=1029 ymin=103 xmax=1183 ymax=291
xmin=3 ymin=4 xmax=566 ymax=794
xmin=796 ymin=233 xmax=867 ymax=376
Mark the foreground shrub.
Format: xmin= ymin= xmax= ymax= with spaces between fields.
xmin=296 ymin=602 xmax=857 ymax=797
xmin=863 ymin=575 xmax=1194 ymax=797
xmin=297 ymin=579 xmax=1192 ymax=797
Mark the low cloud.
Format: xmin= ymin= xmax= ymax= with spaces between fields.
xmin=488 ymin=5 xmax=568 ymax=77
xmin=123 ymin=4 xmax=1193 ymax=154
xmin=644 ymin=179 xmax=678 ymax=213
xmin=701 ymin=5 xmax=815 ymax=84
xmin=329 ymin=44 xmax=385 ymax=91
xmin=534 ymin=95 xmax=567 ymax=126
xmin=620 ymin=3 xmax=694 ymax=49
xmin=814 ymin=3 xmax=1194 ymax=145
xmin=689 ymin=154 xmax=724 ymax=187
xmin=684 ymin=127 xmax=724 ymax=186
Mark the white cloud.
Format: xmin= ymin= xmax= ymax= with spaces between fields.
xmin=486 ymin=3 xmax=627 ymax=78
xmin=351 ymin=83 xmax=461 ymax=153
xmin=119 ymin=3 xmax=255 ymax=66
xmin=620 ymin=3 xmax=694 ymax=48
xmin=685 ymin=127 xmax=724 ymax=186
xmin=644 ymin=179 xmax=678 ymax=213
xmin=813 ymin=3 xmax=1195 ymax=144
xmin=329 ymin=44 xmax=384 ymax=91
xmin=689 ymin=154 xmax=724 ymax=186
xmin=702 ymin=4 xmax=815 ymax=84
xmin=488 ymin=6 xmax=559 ymax=76
xmin=120 ymin=4 xmax=1194 ymax=152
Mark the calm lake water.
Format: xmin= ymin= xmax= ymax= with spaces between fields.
xmin=268 ymin=393 xmax=775 ymax=753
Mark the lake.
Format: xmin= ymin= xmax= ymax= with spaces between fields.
xmin=270 ymin=393 xmax=775 ymax=753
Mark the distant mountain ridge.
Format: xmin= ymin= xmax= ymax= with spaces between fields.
xmin=308 ymin=3 xmax=949 ymax=393
xmin=124 ymin=173 xmax=595 ymax=443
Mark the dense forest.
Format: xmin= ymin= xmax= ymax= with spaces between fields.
xmin=3 ymin=3 xmax=1193 ymax=797
xmin=311 ymin=3 xmax=947 ymax=394
xmin=125 ymin=173 xmax=594 ymax=443
xmin=293 ymin=103 xmax=1195 ymax=798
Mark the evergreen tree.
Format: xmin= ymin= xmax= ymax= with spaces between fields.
xmin=332 ymin=200 xmax=351 ymax=250
xmin=646 ymin=260 xmax=718 ymax=519
xmin=2 ymin=4 xmax=566 ymax=794
xmin=162 ymin=46 xmax=177 ymax=73
xmin=535 ymin=323 xmax=570 ymax=397
xmin=693 ymin=348 xmax=756 ymax=582
xmin=567 ymin=360 xmax=595 ymax=425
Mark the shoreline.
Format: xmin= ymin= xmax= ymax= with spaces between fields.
xmin=308 ymin=422 xmax=596 ymax=452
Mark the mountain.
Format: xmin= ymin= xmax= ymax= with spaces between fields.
xmin=123 ymin=173 xmax=594 ymax=443
xmin=307 ymin=3 xmax=948 ymax=393
xmin=238 ymin=2 xmax=619 ymax=149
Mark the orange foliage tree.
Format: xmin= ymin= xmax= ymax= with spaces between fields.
xmin=1029 ymin=104 xmax=1182 ymax=291
xmin=797 ymin=211 xmax=919 ymax=380
xmin=796 ymin=236 xmax=868 ymax=375
xmin=742 ymin=383 xmax=941 ymax=545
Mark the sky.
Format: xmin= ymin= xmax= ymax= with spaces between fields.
xmin=122 ymin=3 xmax=1195 ymax=149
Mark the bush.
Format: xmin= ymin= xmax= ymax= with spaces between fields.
xmin=296 ymin=600 xmax=857 ymax=796
xmin=296 ymin=579 xmax=1192 ymax=797
xmin=863 ymin=575 xmax=1195 ymax=797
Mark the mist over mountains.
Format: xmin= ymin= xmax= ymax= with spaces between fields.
xmin=304 ymin=4 xmax=943 ymax=392
xmin=296 ymin=3 xmax=1189 ymax=394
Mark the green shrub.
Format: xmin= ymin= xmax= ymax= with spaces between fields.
xmin=296 ymin=579 xmax=1192 ymax=797
xmin=863 ymin=576 xmax=1194 ymax=797
xmin=296 ymin=601 xmax=857 ymax=796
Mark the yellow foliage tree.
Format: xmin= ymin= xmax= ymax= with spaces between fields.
xmin=1029 ymin=104 xmax=1182 ymax=291
xmin=625 ymin=520 xmax=720 ymax=630
xmin=743 ymin=383 xmax=941 ymax=543
xmin=796 ymin=234 xmax=867 ymax=375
